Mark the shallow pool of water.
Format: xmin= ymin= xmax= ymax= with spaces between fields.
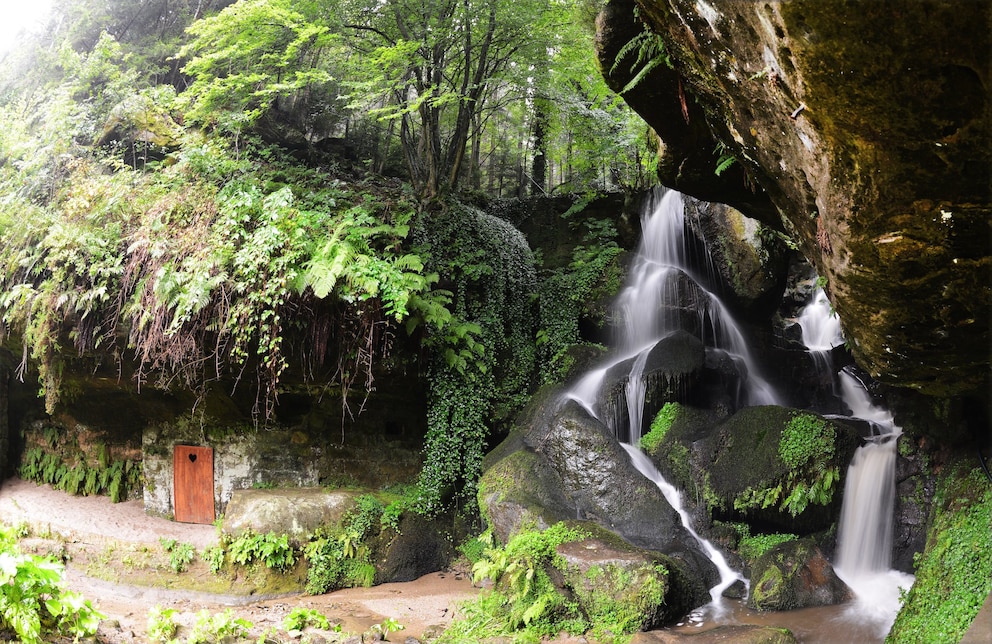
xmin=665 ymin=597 xmax=901 ymax=643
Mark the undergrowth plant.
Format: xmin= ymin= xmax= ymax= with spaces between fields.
xmin=19 ymin=447 xmax=141 ymax=503
xmin=443 ymin=523 xmax=590 ymax=642
xmin=888 ymin=466 xmax=992 ymax=642
xmin=226 ymin=530 xmax=296 ymax=572
xmin=0 ymin=523 xmax=103 ymax=643
xmin=734 ymin=412 xmax=839 ymax=516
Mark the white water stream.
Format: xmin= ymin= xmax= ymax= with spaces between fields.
xmin=566 ymin=189 xmax=755 ymax=616
xmin=564 ymin=192 xmax=916 ymax=638
xmin=798 ymin=290 xmax=915 ymax=637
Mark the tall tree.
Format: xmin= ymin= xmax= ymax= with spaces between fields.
xmin=342 ymin=0 xmax=550 ymax=199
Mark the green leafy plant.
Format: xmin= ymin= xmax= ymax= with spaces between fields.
xmin=282 ymin=607 xmax=330 ymax=636
xmin=160 ymin=539 xmax=195 ymax=573
xmin=0 ymin=524 xmax=104 ymax=643
xmin=888 ymin=466 xmax=992 ymax=642
xmin=369 ymin=617 xmax=404 ymax=641
xmin=146 ymin=605 xmax=178 ymax=643
xmin=226 ymin=530 xmax=296 ymax=572
xmin=734 ymin=413 xmax=839 ymax=516
xmin=201 ymin=546 xmax=225 ymax=574
xmin=187 ymin=609 xmax=252 ymax=644
xmin=446 ymin=523 xmax=589 ymax=641
xmin=640 ymin=403 xmax=681 ymax=454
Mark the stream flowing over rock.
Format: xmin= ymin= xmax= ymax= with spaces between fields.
xmin=597 ymin=0 xmax=990 ymax=403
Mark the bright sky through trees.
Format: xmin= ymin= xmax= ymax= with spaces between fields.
xmin=0 ymin=0 xmax=53 ymax=53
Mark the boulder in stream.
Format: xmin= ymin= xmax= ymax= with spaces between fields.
xmin=747 ymin=539 xmax=853 ymax=611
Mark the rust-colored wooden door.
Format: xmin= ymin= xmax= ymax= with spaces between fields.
xmin=174 ymin=445 xmax=214 ymax=524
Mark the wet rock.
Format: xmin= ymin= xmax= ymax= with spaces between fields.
xmin=480 ymin=395 xmax=717 ymax=610
xmin=222 ymin=488 xmax=359 ymax=539
xmin=682 ymin=196 xmax=788 ymax=320
xmin=375 ymin=512 xmax=454 ymax=583
xmin=556 ymin=526 xmax=702 ymax=629
xmin=652 ymin=405 xmax=861 ymax=534
xmin=747 ymin=539 xmax=852 ymax=611
xmin=601 ymin=330 xmax=706 ymax=439
xmin=598 ymin=0 xmax=990 ymax=400
xmin=630 ymin=625 xmax=797 ymax=643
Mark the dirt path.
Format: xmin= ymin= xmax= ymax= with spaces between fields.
xmin=0 ymin=478 xmax=479 ymax=643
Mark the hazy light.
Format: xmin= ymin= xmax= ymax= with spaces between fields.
xmin=0 ymin=0 xmax=54 ymax=54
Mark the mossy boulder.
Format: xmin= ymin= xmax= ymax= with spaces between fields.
xmin=747 ymin=538 xmax=852 ymax=611
xmin=480 ymin=394 xmax=723 ymax=600
xmin=598 ymin=0 xmax=990 ymax=402
xmin=373 ymin=511 xmax=454 ymax=583
xmin=98 ymin=93 xmax=181 ymax=164
xmin=650 ymin=405 xmax=860 ymax=533
xmin=601 ymin=330 xmax=706 ymax=440
xmin=556 ymin=523 xmax=707 ymax=630
xmin=682 ymin=196 xmax=789 ymax=320
xmin=222 ymin=488 xmax=359 ymax=539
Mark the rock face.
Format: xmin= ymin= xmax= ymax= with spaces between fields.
xmin=222 ymin=488 xmax=358 ymax=539
xmin=479 ymin=390 xmax=717 ymax=609
xmin=747 ymin=539 xmax=853 ymax=611
xmin=597 ymin=0 xmax=990 ymax=400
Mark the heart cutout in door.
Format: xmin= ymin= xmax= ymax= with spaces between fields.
xmin=188 ymin=453 xmax=197 ymax=463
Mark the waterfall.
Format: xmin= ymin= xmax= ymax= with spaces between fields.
xmin=565 ymin=188 xmax=757 ymax=615
xmin=797 ymin=286 xmax=843 ymax=385
xmin=798 ymin=292 xmax=915 ymax=635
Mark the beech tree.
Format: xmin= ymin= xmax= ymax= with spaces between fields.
xmin=340 ymin=0 xmax=553 ymax=199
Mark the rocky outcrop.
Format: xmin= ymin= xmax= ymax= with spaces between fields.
xmin=747 ymin=539 xmax=852 ymax=611
xmin=597 ymin=0 xmax=990 ymax=402
xmin=647 ymin=404 xmax=862 ymax=534
xmin=222 ymin=488 xmax=358 ymax=539
xmin=556 ymin=525 xmax=704 ymax=629
xmin=479 ymin=391 xmax=718 ymax=608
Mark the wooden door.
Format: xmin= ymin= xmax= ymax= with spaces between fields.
xmin=174 ymin=445 xmax=214 ymax=524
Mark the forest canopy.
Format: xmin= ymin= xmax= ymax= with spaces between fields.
xmin=0 ymin=0 xmax=652 ymax=510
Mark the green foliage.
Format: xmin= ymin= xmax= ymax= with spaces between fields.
xmin=178 ymin=0 xmax=342 ymax=132
xmin=734 ymin=412 xmax=840 ymax=517
xmin=537 ymin=212 xmax=622 ymax=385
xmin=0 ymin=523 xmax=104 ymax=643
xmin=282 ymin=607 xmax=330 ymax=635
xmin=640 ymin=403 xmax=681 ymax=455
xmin=146 ymin=605 xmax=179 ymax=643
xmin=414 ymin=205 xmax=538 ymax=514
xmin=369 ymin=617 xmax=405 ymax=640
xmin=302 ymin=494 xmax=400 ymax=595
xmin=19 ymin=447 xmax=141 ymax=503
xmin=160 ymin=539 xmax=195 ymax=573
xmin=714 ymin=142 xmax=737 ymax=177
xmin=303 ymin=526 xmax=375 ymax=595
xmin=458 ymin=532 xmax=491 ymax=565
xmin=187 ymin=609 xmax=252 ymax=644
xmin=226 ymin=530 xmax=296 ymax=572
xmin=888 ymin=466 xmax=992 ymax=643
xmin=200 ymin=546 xmax=225 ymax=575
xmin=444 ymin=523 xmax=590 ymax=641
xmin=611 ymin=26 xmax=671 ymax=95
xmin=736 ymin=529 xmax=799 ymax=563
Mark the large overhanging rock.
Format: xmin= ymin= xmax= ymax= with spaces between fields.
xmin=598 ymin=0 xmax=990 ymax=398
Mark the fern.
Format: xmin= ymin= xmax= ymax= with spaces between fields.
xmin=611 ymin=30 xmax=671 ymax=94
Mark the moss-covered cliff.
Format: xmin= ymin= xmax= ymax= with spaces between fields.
xmin=597 ymin=0 xmax=990 ymax=402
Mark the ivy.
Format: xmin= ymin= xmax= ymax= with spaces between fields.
xmin=413 ymin=203 xmax=538 ymax=514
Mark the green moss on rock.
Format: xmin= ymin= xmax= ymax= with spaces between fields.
xmin=888 ymin=465 xmax=992 ymax=642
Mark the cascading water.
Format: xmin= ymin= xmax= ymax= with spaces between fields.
xmin=565 ymin=188 xmax=763 ymax=616
xmin=798 ymin=290 xmax=915 ymax=637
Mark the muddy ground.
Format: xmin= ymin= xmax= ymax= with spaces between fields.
xmin=0 ymin=478 xmax=482 ymax=643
